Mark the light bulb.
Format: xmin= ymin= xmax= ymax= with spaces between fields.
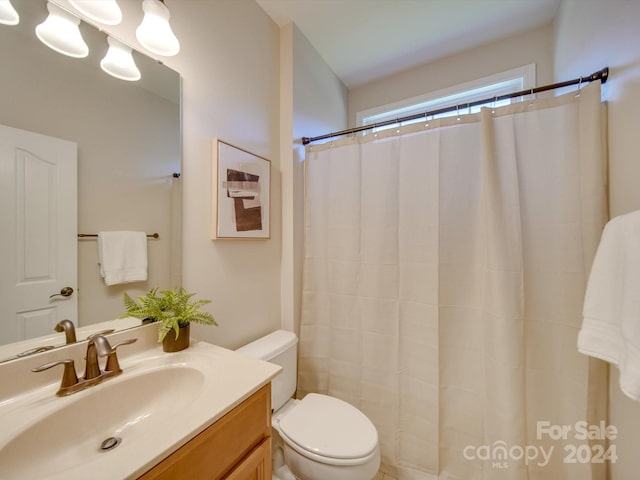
xmin=35 ymin=2 xmax=88 ymax=58
xmin=0 ymin=0 xmax=19 ymax=25
xmin=69 ymin=0 xmax=122 ymax=26
xmin=136 ymin=0 xmax=180 ymax=57
xmin=101 ymin=36 xmax=141 ymax=81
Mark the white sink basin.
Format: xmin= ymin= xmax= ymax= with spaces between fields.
xmin=0 ymin=366 xmax=203 ymax=479
xmin=0 ymin=340 xmax=281 ymax=480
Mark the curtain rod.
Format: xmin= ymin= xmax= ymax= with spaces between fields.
xmin=302 ymin=67 xmax=609 ymax=146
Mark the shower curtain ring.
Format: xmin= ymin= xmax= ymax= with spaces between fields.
xmin=456 ymin=104 xmax=460 ymax=121
xmin=492 ymin=96 xmax=497 ymax=114
xmin=576 ymin=77 xmax=583 ymax=97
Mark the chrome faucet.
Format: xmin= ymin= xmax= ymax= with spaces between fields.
xmin=32 ymin=334 xmax=137 ymax=397
xmin=55 ymin=319 xmax=77 ymax=344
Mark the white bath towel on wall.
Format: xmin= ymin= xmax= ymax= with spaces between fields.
xmin=98 ymin=231 xmax=148 ymax=286
xmin=578 ymin=210 xmax=640 ymax=401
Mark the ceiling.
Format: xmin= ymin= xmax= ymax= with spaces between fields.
xmin=256 ymin=0 xmax=562 ymax=88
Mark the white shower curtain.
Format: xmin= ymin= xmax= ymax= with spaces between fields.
xmin=299 ymin=82 xmax=608 ymax=479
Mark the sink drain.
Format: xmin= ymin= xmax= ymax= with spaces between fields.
xmin=100 ymin=436 xmax=122 ymax=452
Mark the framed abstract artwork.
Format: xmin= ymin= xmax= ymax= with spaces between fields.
xmin=211 ymin=139 xmax=271 ymax=239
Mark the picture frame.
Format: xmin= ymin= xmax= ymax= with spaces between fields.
xmin=211 ymin=139 xmax=271 ymax=239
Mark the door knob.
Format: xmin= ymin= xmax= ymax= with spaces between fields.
xmin=50 ymin=287 xmax=74 ymax=299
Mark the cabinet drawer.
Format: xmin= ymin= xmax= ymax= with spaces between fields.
xmin=139 ymin=383 xmax=271 ymax=480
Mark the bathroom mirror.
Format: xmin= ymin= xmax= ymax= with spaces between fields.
xmin=0 ymin=0 xmax=181 ymax=360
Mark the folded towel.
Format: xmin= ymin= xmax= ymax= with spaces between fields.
xmin=97 ymin=231 xmax=148 ymax=286
xmin=578 ymin=210 xmax=640 ymax=401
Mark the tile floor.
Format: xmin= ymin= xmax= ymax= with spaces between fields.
xmin=374 ymin=472 xmax=398 ymax=480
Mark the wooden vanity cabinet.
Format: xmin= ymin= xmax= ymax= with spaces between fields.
xmin=138 ymin=383 xmax=272 ymax=480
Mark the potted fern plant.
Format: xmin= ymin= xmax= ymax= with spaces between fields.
xmin=122 ymin=287 xmax=218 ymax=352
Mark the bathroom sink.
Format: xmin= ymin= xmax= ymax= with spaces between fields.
xmin=0 ymin=340 xmax=281 ymax=480
xmin=0 ymin=366 xmax=203 ymax=480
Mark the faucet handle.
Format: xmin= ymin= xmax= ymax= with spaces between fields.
xmin=32 ymin=359 xmax=79 ymax=394
xmin=85 ymin=329 xmax=115 ymax=340
xmin=17 ymin=345 xmax=56 ymax=358
xmin=104 ymin=338 xmax=137 ymax=374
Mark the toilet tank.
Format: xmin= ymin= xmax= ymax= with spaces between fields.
xmin=235 ymin=330 xmax=298 ymax=411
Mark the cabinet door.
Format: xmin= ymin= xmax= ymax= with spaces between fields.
xmin=224 ymin=439 xmax=271 ymax=480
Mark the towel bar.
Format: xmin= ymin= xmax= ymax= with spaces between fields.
xmin=78 ymin=233 xmax=159 ymax=239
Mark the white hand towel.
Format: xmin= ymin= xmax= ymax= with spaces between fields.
xmin=97 ymin=231 xmax=148 ymax=286
xmin=578 ymin=210 xmax=640 ymax=401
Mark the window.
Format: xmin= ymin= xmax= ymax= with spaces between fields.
xmin=357 ymin=65 xmax=536 ymax=131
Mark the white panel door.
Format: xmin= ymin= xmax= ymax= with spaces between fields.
xmin=0 ymin=124 xmax=77 ymax=344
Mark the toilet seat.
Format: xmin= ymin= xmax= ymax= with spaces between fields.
xmin=278 ymin=393 xmax=379 ymax=466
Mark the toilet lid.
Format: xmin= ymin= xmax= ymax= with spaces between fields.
xmin=279 ymin=393 xmax=378 ymax=460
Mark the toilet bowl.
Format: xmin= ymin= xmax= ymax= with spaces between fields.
xmin=236 ymin=330 xmax=380 ymax=480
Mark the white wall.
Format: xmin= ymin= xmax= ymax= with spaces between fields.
xmin=554 ymin=1 xmax=640 ymax=478
xmin=349 ymin=22 xmax=554 ymax=127
xmin=280 ymin=24 xmax=348 ymax=335
xmin=80 ymin=0 xmax=282 ymax=349
xmin=167 ymin=0 xmax=281 ymax=349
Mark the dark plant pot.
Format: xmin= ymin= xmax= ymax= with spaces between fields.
xmin=162 ymin=323 xmax=190 ymax=352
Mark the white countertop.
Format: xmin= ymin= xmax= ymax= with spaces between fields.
xmin=0 ymin=331 xmax=281 ymax=480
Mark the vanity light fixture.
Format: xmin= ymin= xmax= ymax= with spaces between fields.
xmin=0 ymin=0 xmax=19 ymax=26
xmin=101 ymin=36 xmax=141 ymax=81
xmin=69 ymin=0 xmax=122 ymax=26
xmin=35 ymin=1 xmax=88 ymax=58
xmin=136 ymin=0 xmax=180 ymax=57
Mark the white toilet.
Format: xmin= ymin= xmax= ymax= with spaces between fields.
xmin=236 ymin=330 xmax=380 ymax=480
